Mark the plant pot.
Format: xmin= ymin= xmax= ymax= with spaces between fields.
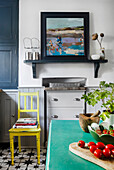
xmin=79 ymin=113 xmax=100 ymax=133
xmin=103 ymin=110 xmax=114 ymax=125
xmin=105 ymin=112 xmax=114 ymax=125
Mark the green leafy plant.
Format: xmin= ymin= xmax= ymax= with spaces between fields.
xmin=81 ymin=81 xmax=114 ymax=121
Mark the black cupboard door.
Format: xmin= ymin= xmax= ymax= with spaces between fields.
xmin=0 ymin=0 xmax=18 ymax=89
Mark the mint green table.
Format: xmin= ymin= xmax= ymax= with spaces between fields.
xmin=46 ymin=120 xmax=104 ymax=170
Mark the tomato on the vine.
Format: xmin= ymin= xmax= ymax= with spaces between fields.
xmin=96 ymin=142 xmax=105 ymax=150
xmin=105 ymin=144 xmax=114 ymax=151
xmin=88 ymin=142 xmax=96 ymax=148
xmin=94 ymin=149 xmax=103 ymax=158
xmin=111 ymin=133 xmax=114 ymax=136
xmin=103 ymin=148 xmax=111 ymax=158
xmin=103 ymin=129 xmax=109 ymax=134
xmin=109 ymin=130 xmax=114 ymax=135
xmin=78 ymin=140 xmax=85 ymax=148
xmin=90 ymin=145 xmax=97 ymax=154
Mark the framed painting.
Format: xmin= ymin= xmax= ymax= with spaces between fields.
xmin=41 ymin=12 xmax=89 ymax=61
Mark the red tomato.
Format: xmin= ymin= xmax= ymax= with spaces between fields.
xmin=96 ymin=142 xmax=105 ymax=150
xmin=111 ymin=149 xmax=114 ymax=156
xmin=94 ymin=149 xmax=103 ymax=158
xmin=78 ymin=140 xmax=85 ymax=148
xmin=109 ymin=130 xmax=114 ymax=135
xmin=95 ymin=129 xmax=102 ymax=135
xmin=90 ymin=145 xmax=97 ymax=154
xmin=103 ymin=129 xmax=109 ymax=134
xmin=103 ymin=148 xmax=111 ymax=158
xmin=105 ymin=144 xmax=114 ymax=151
xmin=88 ymin=142 xmax=96 ymax=148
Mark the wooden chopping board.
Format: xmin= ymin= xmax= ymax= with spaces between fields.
xmin=69 ymin=143 xmax=114 ymax=170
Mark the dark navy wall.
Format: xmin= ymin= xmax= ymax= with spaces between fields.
xmin=0 ymin=0 xmax=18 ymax=89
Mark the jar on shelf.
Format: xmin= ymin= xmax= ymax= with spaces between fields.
xmin=32 ymin=38 xmax=40 ymax=60
xmin=23 ymin=37 xmax=40 ymax=60
xmin=25 ymin=49 xmax=33 ymax=60
xmin=33 ymin=50 xmax=39 ymax=60
xmin=23 ymin=37 xmax=32 ymax=60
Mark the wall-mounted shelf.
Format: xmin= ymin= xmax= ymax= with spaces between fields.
xmin=24 ymin=59 xmax=108 ymax=78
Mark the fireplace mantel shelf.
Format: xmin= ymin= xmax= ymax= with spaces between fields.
xmin=24 ymin=59 xmax=108 ymax=78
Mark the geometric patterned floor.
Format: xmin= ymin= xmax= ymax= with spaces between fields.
xmin=0 ymin=146 xmax=46 ymax=170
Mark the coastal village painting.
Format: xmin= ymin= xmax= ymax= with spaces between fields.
xmin=46 ymin=18 xmax=84 ymax=56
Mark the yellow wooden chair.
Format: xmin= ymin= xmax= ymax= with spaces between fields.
xmin=9 ymin=91 xmax=41 ymax=166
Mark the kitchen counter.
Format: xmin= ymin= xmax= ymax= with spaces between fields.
xmin=46 ymin=120 xmax=103 ymax=170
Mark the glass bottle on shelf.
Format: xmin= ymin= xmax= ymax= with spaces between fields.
xmin=100 ymin=47 xmax=105 ymax=60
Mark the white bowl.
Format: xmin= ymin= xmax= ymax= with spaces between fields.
xmin=91 ymin=54 xmax=100 ymax=60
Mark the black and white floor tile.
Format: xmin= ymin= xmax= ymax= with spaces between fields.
xmin=0 ymin=146 xmax=46 ymax=170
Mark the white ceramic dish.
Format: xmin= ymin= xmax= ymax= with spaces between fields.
xmin=91 ymin=54 xmax=100 ymax=60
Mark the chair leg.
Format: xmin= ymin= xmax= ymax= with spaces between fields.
xmin=36 ymin=133 xmax=40 ymax=165
xmin=10 ymin=134 xmax=14 ymax=166
xmin=18 ymin=136 xmax=21 ymax=152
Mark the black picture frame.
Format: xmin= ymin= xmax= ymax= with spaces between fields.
xmin=41 ymin=12 xmax=89 ymax=61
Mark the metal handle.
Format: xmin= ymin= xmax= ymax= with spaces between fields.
xmin=51 ymin=98 xmax=58 ymax=101
xmin=74 ymin=115 xmax=79 ymax=118
xmin=12 ymin=114 xmax=15 ymax=117
xmin=51 ymin=115 xmax=58 ymax=118
xmin=73 ymin=98 xmax=80 ymax=101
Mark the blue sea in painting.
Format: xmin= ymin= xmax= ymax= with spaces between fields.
xmin=47 ymin=45 xmax=84 ymax=56
xmin=47 ymin=37 xmax=84 ymax=56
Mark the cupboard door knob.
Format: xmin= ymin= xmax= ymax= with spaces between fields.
xmin=51 ymin=115 xmax=58 ymax=118
xmin=73 ymin=98 xmax=80 ymax=101
xmin=12 ymin=114 xmax=15 ymax=117
xmin=74 ymin=115 xmax=79 ymax=118
xmin=51 ymin=98 xmax=58 ymax=101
